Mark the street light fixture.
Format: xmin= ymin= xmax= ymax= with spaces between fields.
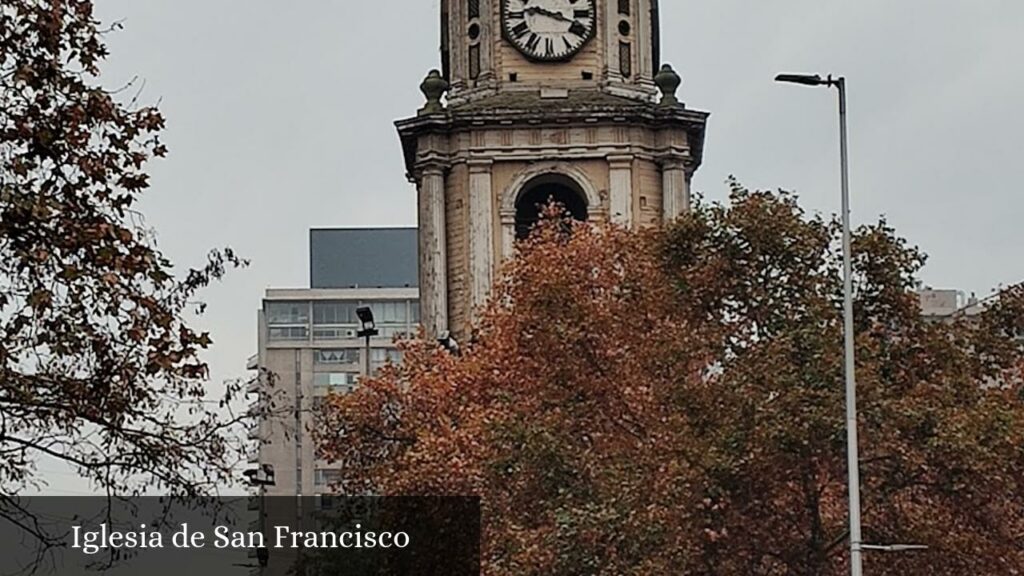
xmin=243 ymin=464 xmax=275 ymax=569
xmin=862 ymin=544 xmax=929 ymax=553
xmin=355 ymin=306 xmax=379 ymax=339
xmin=356 ymin=306 xmax=379 ymax=377
xmin=775 ymin=73 xmax=833 ymax=87
xmin=776 ymin=72 xmax=863 ymax=576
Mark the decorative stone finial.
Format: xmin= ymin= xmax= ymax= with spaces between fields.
xmin=418 ymin=70 xmax=449 ymax=116
xmin=655 ymin=64 xmax=682 ymax=107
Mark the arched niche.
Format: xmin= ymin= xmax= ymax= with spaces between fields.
xmin=514 ymin=173 xmax=589 ymax=239
xmin=499 ymin=162 xmax=602 ymax=257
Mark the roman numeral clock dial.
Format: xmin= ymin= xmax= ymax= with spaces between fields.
xmin=502 ymin=0 xmax=596 ymax=62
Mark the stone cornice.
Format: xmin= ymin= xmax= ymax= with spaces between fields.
xmin=445 ymin=105 xmax=709 ymax=131
xmin=395 ymin=103 xmax=709 ymax=178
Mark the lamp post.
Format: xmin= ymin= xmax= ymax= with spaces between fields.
xmin=356 ymin=306 xmax=379 ymax=378
xmin=244 ymin=464 xmax=276 ymax=571
xmin=775 ymin=73 xmax=862 ymax=576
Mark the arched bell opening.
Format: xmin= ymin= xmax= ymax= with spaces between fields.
xmin=514 ymin=174 xmax=590 ymax=240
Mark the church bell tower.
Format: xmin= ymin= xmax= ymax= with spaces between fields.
xmin=397 ymin=0 xmax=709 ymax=338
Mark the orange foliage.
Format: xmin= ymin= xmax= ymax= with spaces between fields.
xmin=319 ymin=184 xmax=1024 ymax=575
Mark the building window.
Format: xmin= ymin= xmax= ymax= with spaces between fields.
xmin=312 ymin=302 xmax=362 ymax=341
xmin=367 ymin=301 xmax=409 ymax=324
xmin=313 ymin=327 xmax=358 ymax=341
xmin=266 ymin=301 xmax=310 ymax=341
xmin=315 ymin=349 xmax=360 ymax=365
xmin=268 ymin=326 xmax=308 ymax=341
xmin=370 ymin=349 xmax=404 ymax=372
xmin=269 ymin=299 xmax=417 ymax=342
xmin=266 ymin=302 xmax=309 ymax=325
xmin=314 ymin=469 xmax=343 ymax=487
xmin=314 ymin=372 xmax=358 ymax=392
xmin=468 ymin=0 xmax=480 ymax=19
xmin=313 ymin=301 xmax=359 ymax=325
xmin=618 ymin=0 xmax=630 ymax=16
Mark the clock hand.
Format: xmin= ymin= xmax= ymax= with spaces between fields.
xmin=525 ymin=6 xmax=574 ymax=24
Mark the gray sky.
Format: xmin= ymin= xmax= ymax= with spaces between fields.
xmin=39 ymin=1 xmax=1021 ymax=492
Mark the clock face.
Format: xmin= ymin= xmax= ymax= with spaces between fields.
xmin=501 ymin=0 xmax=597 ymax=62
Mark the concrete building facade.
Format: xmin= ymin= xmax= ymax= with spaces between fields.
xmin=250 ymin=228 xmax=419 ymax=497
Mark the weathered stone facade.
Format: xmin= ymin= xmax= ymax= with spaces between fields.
xmin=398 ymin=0 xmax=709 ymax=338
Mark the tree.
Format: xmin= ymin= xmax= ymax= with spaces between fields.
xmin=319 ymin=183 xmax=1024 ymax=575
xmin=1 ymin=0 xmax=252 ymax=527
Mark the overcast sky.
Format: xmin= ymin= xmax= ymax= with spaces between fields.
xmin=36 ymin=1 xmax=1022 ymax=492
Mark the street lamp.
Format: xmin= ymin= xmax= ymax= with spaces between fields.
xmin=356 ymin=306 xmax=379 ymax=377
xmin=862 ymin=544 xmax=929 ymax=553
xmin=244 ymin=464 xmax=275 ymax=570
xmin=776 ymin=72 xmax=863 ymax=576
xmin=775 ymin=73 xmax=833 ymax=87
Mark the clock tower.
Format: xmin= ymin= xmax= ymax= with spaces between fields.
xmin=397 ymin=0 xmax=709 ymax=338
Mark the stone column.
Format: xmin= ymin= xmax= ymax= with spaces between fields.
xmin=417 ymin=164 xmax=448 ymax=336
xmin=468 ymin=158 xmax=494 ymax=314
xmin=661 ymin=157 xmax=690 ymax=221
xmin=500 ymin=212 xmax=516 ymax=262
xmin=608 ymin=154 xmax=634 ymax=226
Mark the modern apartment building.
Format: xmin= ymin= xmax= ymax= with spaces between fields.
xmin=249 ymin=228 xmax=419 ymax=497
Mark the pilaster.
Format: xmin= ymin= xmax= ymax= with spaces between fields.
xmin=500 ymin=212 xmax=516 ymax=263
xmin=660 ymin=156 xmax=690 ymax=221
xmin=417 ymin=163 xmax=449 ymax=336
xmin=468 ymin=158 xmax=495 ymax=315
xmin=608 ymin=154 xmax=635 ymax=226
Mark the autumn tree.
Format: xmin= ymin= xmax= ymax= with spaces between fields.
xmin=319 ymin=184 xmax=1024 ymax=575
xmin=1 ymin=0 xmax=255 ymax=533
xmin=659 ymin=183 xmax=1024 ymax=575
